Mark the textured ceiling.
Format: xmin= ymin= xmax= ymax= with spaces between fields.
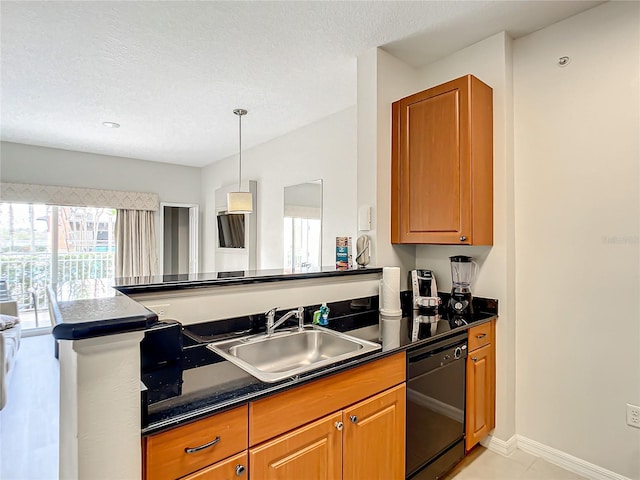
xmin=1 ymin=1 xmax=601 ymax=167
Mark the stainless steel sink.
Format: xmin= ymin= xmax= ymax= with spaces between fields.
xmin=207 ymin=325 xmax=381 ymax=383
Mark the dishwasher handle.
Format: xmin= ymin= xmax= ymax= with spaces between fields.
xmin=408 ymin=339 xmax=467 ymax=379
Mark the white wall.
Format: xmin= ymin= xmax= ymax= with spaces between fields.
xmin=356 ymin=48 xmax=420 ymax=283
xmin=133 ymin=272 xmax=381 ymax=325
xmin=201 ymin=107 xmax=358 ymax=272
xmin=411 ymin=32 xmax=517 ymax=443
xmin=0 ymin=142 xmax=201 ymax=205
xmin=514 ymin=2 xmax=639 ymax=478
xmin=0 ymin=141 xmax=202 ymax=271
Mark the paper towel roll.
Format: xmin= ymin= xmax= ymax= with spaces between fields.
xmin=380 ymin=266 xmax=401 ymax=315
xmin=381 ymin=312 xmax=401 ymax=350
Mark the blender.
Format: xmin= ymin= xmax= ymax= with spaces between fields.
xmin=448 ymin=255 xmax=476 ymax=317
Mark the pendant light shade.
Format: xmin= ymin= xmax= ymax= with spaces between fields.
xmin=227 ymin=108 xmax=253 ymax=214
xmin=227 ymin=191 xmax=253 ymax=213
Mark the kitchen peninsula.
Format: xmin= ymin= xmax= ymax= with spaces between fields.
xmin=49 ymin=267 xmax=384 ymax=479
xmin=50 ymin=266 xmax=497 ymax=479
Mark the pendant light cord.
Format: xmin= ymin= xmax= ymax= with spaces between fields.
xmin=233 ymin=108 xmax=247 ymax=192
xmin=238 ymin=111 xmax=242 ymax=191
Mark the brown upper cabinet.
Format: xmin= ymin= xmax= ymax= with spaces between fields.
xmin=391 ymin=74 xmax=493 ymax=245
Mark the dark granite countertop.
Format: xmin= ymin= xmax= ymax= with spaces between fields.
xmin=115 ymin=266 xmax=383 ymax=295
xmin=48 ymin=267 xmax=382 ymax=340
xmin=48 ymin=282 xmax=158 ymax=341
xmin=141 ymin=298 xmax=497 ymax=435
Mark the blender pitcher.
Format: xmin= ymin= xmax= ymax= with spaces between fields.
xmin=448 ymin=255 xmax=477 ymax=317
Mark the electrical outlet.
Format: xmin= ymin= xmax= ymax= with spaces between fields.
xmin=627 ymin=403 xmax=640 ymax=428
xmin=147 ymin=304 xmax=170 ymax=319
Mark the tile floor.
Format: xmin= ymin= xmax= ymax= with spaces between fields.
xmin=0 ymin=336 xmax=588 ymax=480
xmin=447 ymin=447 xmax=588 ymax=480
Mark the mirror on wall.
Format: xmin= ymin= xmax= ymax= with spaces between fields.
xmin=284 ymin=180 xmax=323 ymax=271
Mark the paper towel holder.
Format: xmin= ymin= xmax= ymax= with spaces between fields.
xmin=356 ymin=235 xmax=370 ymax=267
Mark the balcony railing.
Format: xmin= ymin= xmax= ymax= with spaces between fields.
xmin=0 ymin=252 xmax=115 ymax=324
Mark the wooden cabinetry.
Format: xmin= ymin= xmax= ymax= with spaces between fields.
xmin=249 ymin=352 xmax=405 ymax=445
xmin=465 ymin=321 xmax=496 ymax=451
xmin=143 ymin=353 xmax=406 ymax=480
xmin=181 ymin=452 xmax=248 ymax=479
xmin=391 ymin=74 xmax=493 ymax=245
xmin=343 ymin=384 xmax=405 ymax=480
xmin=250 ymin=412 xmax=343 ymax=480
xmin=251 ymin=384 xmax=405 ymax=480
xmin=143 ymin=405 xmax=248 ymax=480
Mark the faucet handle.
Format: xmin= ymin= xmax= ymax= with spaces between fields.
xmin=265 ymin=307 xmax=278 ymax=316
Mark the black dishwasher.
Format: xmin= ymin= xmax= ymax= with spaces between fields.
xmin=406 ymin=332 xmax=467 ymax=480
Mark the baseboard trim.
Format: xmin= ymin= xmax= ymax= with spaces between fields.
xmin=481 ymin=433 xmax=518 ymax=456
xmin=516 ymin=435 xmax=632 ymax=480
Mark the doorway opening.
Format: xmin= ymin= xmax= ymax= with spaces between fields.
xmin=159 ymin=203 xmax=199 ymax=275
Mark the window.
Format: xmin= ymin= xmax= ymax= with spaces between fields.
xmin=0 ymin=203 xmax=116 ymax=331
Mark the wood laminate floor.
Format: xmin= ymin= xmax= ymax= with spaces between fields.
xmin=0 ymin=334 xmax=59 ymax=480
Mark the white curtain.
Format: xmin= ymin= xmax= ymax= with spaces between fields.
xmin=115 ymin=209 xmax=157 ymax=278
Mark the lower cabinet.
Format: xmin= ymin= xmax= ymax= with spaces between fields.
xmin=343 ymin=384 xmax=405 ymax=480
xmin=143 ymin=405 xmax=248 ymax=480
xmin=465 ymin=321 xmax=496 ymax=451
xmin=250 ymin=384 xmax=405 ymax=480
xmin=143 ymin=352 xmax=406 ymax=480
xmin=181 ymin=451 xmax=248 ymax=479
xmin=250 ymin=412 xmax=343 ymax=479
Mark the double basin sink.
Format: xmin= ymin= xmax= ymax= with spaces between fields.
xmin=207 ymin=325 xmax=381 ymax=383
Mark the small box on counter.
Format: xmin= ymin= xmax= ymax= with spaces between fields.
xmin=336 ymin=236 xmax=353 ymax=270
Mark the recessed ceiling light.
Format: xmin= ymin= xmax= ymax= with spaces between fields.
xmin=102 ymin=121 xmax=120 ymax=128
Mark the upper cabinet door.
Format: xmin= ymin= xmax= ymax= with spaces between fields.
xmin=392 ymin=74 xmax=493 ymax=245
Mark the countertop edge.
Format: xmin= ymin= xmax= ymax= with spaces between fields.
xmin=116 ymin=267 xmax=382 ymax=295
xmin=49 ymin=286 xmax=159 ymax=341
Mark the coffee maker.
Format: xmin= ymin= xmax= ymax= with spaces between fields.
xmin=448 ymin=255 xmax=476 ymax=317
xmin=410 ymin=270 xmax=440 ymax=314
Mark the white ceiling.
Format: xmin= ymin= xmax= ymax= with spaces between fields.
xmin=0 ymin=1 xmax=601 ymax=168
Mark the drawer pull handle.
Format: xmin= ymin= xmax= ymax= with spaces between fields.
xmin=335 ymin=421 xmax=344 ymax=431
xmin=472 ymin=357 xmax=478 ymax=362
xmin=235 ymin=464 xmax=246 ymax=476
xmin=350 ymin=415 xmax=358 ymax=424
xmin=476 ymin=333 xmax=487 ymax=339
xmin=184 ymin=436 xmax=220 ymax=454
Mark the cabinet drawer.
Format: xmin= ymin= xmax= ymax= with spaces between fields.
xmin=144 ymin=405 xmax=248 ymax=480
xmin=181 ymin=451 xmax=248 ymax=480
xmin=468 ymin=322 xmax=492 ymax=351
xmin=249 ymin=352 xmax=406 ymax=446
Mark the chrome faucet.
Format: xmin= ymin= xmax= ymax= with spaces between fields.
xmin=265 ymin=306 xmax=305 ymax=336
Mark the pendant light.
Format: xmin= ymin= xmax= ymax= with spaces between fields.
xmin=227 ymin=108 xmax=253 ymax=213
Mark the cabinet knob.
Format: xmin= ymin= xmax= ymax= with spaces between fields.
xmin=335 ymin=421 xmax=344 ymax=431
xmin=460 ymin=236 xmax=467 ymax=242
xmin=472 ymin=357 xmax=478 ymax=362
xmin=350 ymin=415 xmax=358 ymax=424
xmin=235 ymin=465 xmax=246 ymax=476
